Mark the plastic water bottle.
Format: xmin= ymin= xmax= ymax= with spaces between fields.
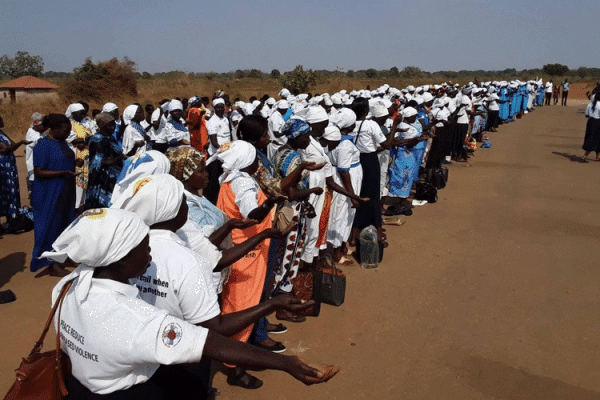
xmin=359 ymin=225 xmax=379 ymax=269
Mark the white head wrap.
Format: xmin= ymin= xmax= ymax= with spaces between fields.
xmin=276 ymin=100 xmax=289 ymax=109
xmin=304 ymin=106 xmax=329 ymax=123
xmin=279 ymin=89 xmax=291 ymax=98
xmin=322 ymin=125 xmax=342 ymax=141
xmin=332 ymin=108 xmax=357 ymax=129
xmin=151 ymin=108 xmax=161 ymax=123
xmin=207 ymin=140 xmax=257 ymax=183
xmin=422 ymin=92 xmax=434 ymax=102
xmin=169 ymin=100 xmax=183 ymax=112
xmin=44 ymin=208 xmax=149 ymax=305
xmin=402 ymin=107 xmax=418 ymax=118
xmin=111 ymin=174 xmax=184 ymax=226
xmin=102 ymin=102 xmax=118 ymax=113
xmin=65 ymin=103 xmax=84 ymax=119
xmin=230 ymin=110 xmax=243 ymax=123
xmin=111 ymin=150 xmax=171 ymax=202
xmin=212 ymin=98 xmax=225 ymax=107
xmin=123 ymin=104 xmax=139 ymax=126
xmin=370 ymin=100 xmax=389 ymax=118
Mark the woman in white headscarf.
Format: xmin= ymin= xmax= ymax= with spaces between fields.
xmin=211 ymin=140 xmax=288 ymax=387
xmin=164 ymin=100 xmax=190 ymax=151
xmin=121 ymin=104 xmax=147 ymax=157
xmin=111 ymin=150 xmax=171 ymax=201
xmin=44 ymin=208 xmax=337 ymax=398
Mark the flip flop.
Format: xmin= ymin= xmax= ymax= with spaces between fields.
xmin=336 ymin=256 xmax=354 ymax=266
xmin=227 ymin=371 xmax=263 ymax=389
xmin=267 ymin=323 xmax=288 ymax=334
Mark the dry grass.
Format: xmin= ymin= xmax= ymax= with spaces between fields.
xmin=1 ymin=75 xmax=598 ymax=142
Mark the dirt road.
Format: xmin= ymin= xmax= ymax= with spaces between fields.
xmin=2 ymin=104 xmax=599 ymax=399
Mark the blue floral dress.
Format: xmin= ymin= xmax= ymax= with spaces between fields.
xmin=0 ymin=130 xmax=21 ymax=220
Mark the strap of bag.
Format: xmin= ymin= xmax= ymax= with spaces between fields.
xmin=30 ymin=280 xmax=73 ymax=356
xmin=55 ymin=280 xmax=73 ymax=396
xmin=353 ymin=120 xmax=366 ymax=145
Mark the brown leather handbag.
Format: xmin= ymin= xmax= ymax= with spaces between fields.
xmin=4 ymin=281 xmax=73 ymax=400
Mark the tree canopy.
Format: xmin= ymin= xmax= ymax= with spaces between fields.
xmin=0 ymin=51 xmax=44 ymax=78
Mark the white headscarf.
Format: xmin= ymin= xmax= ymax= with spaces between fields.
xmin=212 ymin=98 xmax=225 ymax=107
xmin=370 ymin=100 xmax=389 ymax=118
xmin=151 ymin=108 xmax=161 ymax=123
xmin=102 ymin=102 xmax=118 ymax=113
xmin=402 ymin=107 xmax=418 ymax=118
xmin=206 ymin=140 xmax=256 ymax=183
xmin=111 ymin=174 xmax=184 ymax=226
xmin=322 ymin=125 xmax=342 ymax=141
xmin=331 ymin=108 xmax=357 ymax=129
xmin=65 ymin=103 xmax=84 ymax=119
xmin=44 ymin=208 xmax=149 ymax=305
xmin=123 ymin=104 xmax=139 ymax=126
xmin=168 ymin=100 xmax=183 ymax=112
xmin=111 ymin=150 xmax=171 ymax=202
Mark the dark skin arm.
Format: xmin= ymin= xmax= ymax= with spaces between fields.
xmin=202 ymin=330 xmax=338 ymax=385
xmin=279 ymin=161 xmax=325 ymax=196
xmin=200 ymin=295 xmax=314 ymax=337
xmin=246 ymin=195 xmax=284 ymax=222
xmin=220 ymin=224 xmax=297 ymax=271
xmin=34 ymin=166 xmax=78 ymax=178
xmin=0 ymin=139 xmax=30 ymax=154
xmin=338 ymin=170 xmax=362 ymax=208
xmin=326 ymin=176 xmax=364 ymax=203
xmin=209 ymin=134 xmax=220 ymax=149
xmin=288 ymin=186 xmax=322 ymax=201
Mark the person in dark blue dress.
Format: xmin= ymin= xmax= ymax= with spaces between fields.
xmin=31 ymin=114 xmax=77 ymax=276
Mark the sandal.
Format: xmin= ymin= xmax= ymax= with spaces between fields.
xmin=227 ymin=370 xmax=263 ymax=389
xmin=255 ymin=340 xmax=286 ymax=353
xmin=336 ymin=256 xmax=355 ymax=266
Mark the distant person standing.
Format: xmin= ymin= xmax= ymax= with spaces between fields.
xmin=545 ymin=80 xmax=553 ymax=105
xmin=561 ymin=79 xmax=570 ymax=106
xmin=553 ymin=85 xmax=560 ymax=105
xmin=582 ymin=95 xmax=600 ymax=162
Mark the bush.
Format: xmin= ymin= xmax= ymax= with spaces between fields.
xmin=248 ymin=69 xmax=262 ymax=79
xmin=279 ymin=65 xmax=318 ymax=95
xmin=402 ymin=66 xmax=423 ymax=78
xmin=542 ymin=63 xmax=569 ymax=77
xmin=60 ymin=57 xmax=138 ymax=102
xmin=271 ymin=69 xmax=281 ymax=78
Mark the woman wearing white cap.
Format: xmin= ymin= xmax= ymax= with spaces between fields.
xmin=66 ymin=103 xmax=93 ymax=208
xmin=44 ymin=208 xmax=338 ymax=398
xmin=121 ymin=104 xmax=148 ymax=157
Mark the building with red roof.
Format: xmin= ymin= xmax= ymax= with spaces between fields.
xmin=0 ymin=75 xmax=59 ymax=103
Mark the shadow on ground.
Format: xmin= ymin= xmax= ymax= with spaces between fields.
xmin=0 ymin=252 xmax=26 ymax=289
xmin=552 ymin=152 xmax=588 ymax=163
xmin=453 ymin=355 xmax=599 ymax=400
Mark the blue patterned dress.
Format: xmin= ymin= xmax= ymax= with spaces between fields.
xmin=84 ymin=134 xmax=123 ymax=209
xmin=0 ymin=131 xmax=21 ymax=220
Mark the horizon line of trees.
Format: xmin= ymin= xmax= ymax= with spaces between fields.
xmin=1 ymin=52 xmax=599 ymax=82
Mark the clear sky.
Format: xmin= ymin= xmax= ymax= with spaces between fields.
xmin=2 ymin=0 xmax=598 ymax=74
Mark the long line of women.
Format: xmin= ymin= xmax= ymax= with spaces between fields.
xmin=0 ymin=78 xmax=551 ymax=398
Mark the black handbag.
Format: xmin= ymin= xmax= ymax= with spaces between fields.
xmin=314 ymin=265 xmax=346 ymax=307
xmin=415 ymin=181 xmax=438 ymax=203
xmin=425 ymin=168 xmax=447 ymax=189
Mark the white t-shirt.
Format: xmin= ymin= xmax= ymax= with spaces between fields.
xmin=487 ymin=94 xmax=500 ymax=111
xmin=230 ymin=172 xmax=260 ymax=218
xmin=164 ymin=120 xmax=190 ymax=150
xmin=352 ymin=120 xmax=387 ymax=153
xmin=52 ymin=278 xmax=208 ymax=394
xmin=268 ymin=111 xmax=287 ymax=146
xmin=457 ymin=96 xmax=472 ymax=124
xmin=585 ymin=103 xmax=600 ymax=119
xmin=122 ymin=125 xmax=146 ymax=155
xmin=206 ymin=115 xmax=231 ymax=154
xmin=432 ymin=107 xmax=450 ymax=128
xmin=133 ymin=230 xmax=220 ymax=324
xmin=545 ymin=82 xmax=553 ymax=93
xmin=25 ymin=128 xmax=44 ymax=181
xmin=328 ymin=140 xmax=360 ymax=172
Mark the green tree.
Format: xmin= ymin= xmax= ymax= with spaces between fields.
xmin=401 ymin=66 xmax=422 ymax=78
xmin=248 ymin=69 xmax=262 ymax=79
xmin=0 ymin=51 xmax=44 ymax=78
xmin=234 ymin=69 xmax=245 ymax=79
xmin=279 ymin=65 xmax=318 ymax=95
xmin=389 ymin=66 xmax=400 ymax=77
xmin=576 ymin=67 xmax=588 ymax=79
xmin=346 ymin=69 xmax=355 ymax=78
xmin=141 ymin=71 xmax=153 ymax=79
xmin=542 ymin=63 xmax=569 ymax=76
xmin=365 ymin=68 xmax=378 ymax=78
xmin=271 ymin=69 xmax=281 ymax=78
